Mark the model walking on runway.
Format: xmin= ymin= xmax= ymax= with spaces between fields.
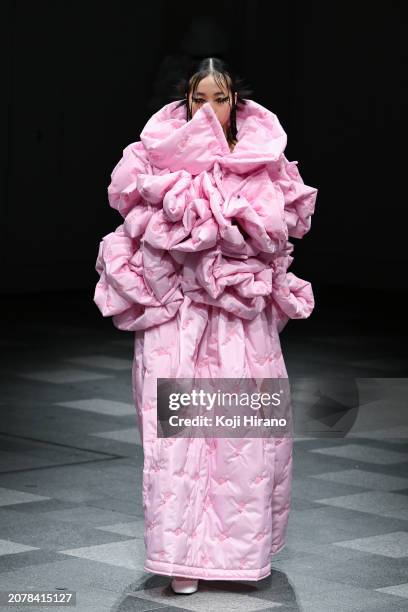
xmin=94 ymin=56 xmax=317 ymax=594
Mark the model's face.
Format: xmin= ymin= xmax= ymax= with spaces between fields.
xmin=188 ymin=74 xmax=237 ymax=131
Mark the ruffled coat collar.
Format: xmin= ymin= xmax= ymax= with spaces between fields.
xmin=140 ymin=98 xmax=288 ymax=175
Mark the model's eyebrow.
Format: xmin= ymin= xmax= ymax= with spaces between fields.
xmin=195 ymin=91 xmax=227 ymax=96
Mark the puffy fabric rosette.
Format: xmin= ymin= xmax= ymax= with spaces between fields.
xmin=95 ymin=169 xmax=314 ymax=331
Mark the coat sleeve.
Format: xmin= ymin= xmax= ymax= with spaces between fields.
xmin=107 ymin=141 xmax=150 ymax=219
xmin=275 ymin=154 xmax=318 ymax=239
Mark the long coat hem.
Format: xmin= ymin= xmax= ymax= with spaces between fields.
xmin=143 ymin=541 xmax=287 ymax=581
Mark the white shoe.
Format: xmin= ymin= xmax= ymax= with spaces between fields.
xmin=171 ymin=576 xmax=199 ymax=594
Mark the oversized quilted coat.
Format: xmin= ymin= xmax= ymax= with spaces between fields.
xmin=94 ymin=98 xmax=318 ymax=581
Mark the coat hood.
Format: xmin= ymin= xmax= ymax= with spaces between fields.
xmin=140 ymin=98 xmax=288 ymax=175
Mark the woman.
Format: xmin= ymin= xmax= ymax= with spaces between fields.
xmin=94 ymin=57 xmax=317 ymax=594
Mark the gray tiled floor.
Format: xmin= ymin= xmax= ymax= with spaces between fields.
xmin=0 ymin=289 xmax=408 ymax=611
xmin=55 ymin=398 xmax=136 ymax=416
xmin=310 ymin=468 xmax=408 ymax=491
xmin=310 ymin=443 xmax=408 ymax=464
xmin=19 ymin=367 xmax=114 ymax=384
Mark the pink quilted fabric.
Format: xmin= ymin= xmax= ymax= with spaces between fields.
xmin=94 ymin=99 xmax=318 ymax=580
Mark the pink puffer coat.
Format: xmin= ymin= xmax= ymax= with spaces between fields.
xmin=94 ymin=98 xmax=317 ymax=580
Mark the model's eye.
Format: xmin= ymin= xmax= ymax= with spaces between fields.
xmin=192 ymin=96 xmax=229 ymax=105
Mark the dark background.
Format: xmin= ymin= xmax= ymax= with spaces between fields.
xmin=1 ymin=0 xmax=406 ymax=298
